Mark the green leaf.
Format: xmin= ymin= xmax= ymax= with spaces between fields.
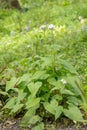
xmin=83 ymin=85 xmax=87 ymax=91
xmin=26 ymin=96 xmax=40 ymax=110
xmin=40 ymin=73 xmax=49 ymax=80
xmin=18 ymin=73 xmax=32 ymax=84
xmin=44 ymin=102 xmax=55 ymax=115
xmin=41 ymin=92 xmax=50 ymax=102
xmin=3 ymin=97 xmax=16 ymax=109
xmin=32 ymin=122 xmax=44 ymax=130
xmin=44 ymin=99 xmax=63 ymax=120
xmin=20 ymin=108 xmax=35 ymax=127
xmin=63 ymin=104 xmax=84 ymax=122
xmin=41 ymin=57 xmax=52 ymax=68
xmin=0 ymin=89 xmax=8 ymax=96
xmin=65 ymin=76 xmax=83 ymax=95
xmin=52 ymin=94 xmax=63 ymax=102
xmin=55 ymin=106 xmax=63 ymax=120
xmin=17 ymin=89 xmax=27 ymax=103
xmin=65 ymin=75 xmax=86 ymax=103
xmin=10 ymin=103 xmax=24 ymax=115
xmin=28 ymin=115 xmax=41 ymax=125
xmin=47 ymin=78 xmax=57 ymax=86
xmin=27 ymin=82 xmax=42 ymax=96
xmin=48 ymin=78 xmax=64 ymax=91
xmin=60 ymin=59 xmax=77 ymax=74
xmin=32 ymin=71 xmax=46 ymax=80
xmin=6 ymin=77 xmax=18 ymax=92
xmin=61 ymin=89 xmax=75 ymax=95
xmin=67 ymin=96 xmax=82 ymax=106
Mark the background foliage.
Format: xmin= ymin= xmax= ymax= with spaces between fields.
xmin=0 ymin=0 xmax=87 ymax=129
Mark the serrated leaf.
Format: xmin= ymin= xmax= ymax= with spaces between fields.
xmin=32 ymin=122 xmax=44 ymax=130
xmin=63 ymin=104 xmax=84 ymax=122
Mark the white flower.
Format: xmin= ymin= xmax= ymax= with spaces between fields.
xmin=10 ymin=31 xmax=15 ymax=36
xmin=26 ymin=45 xmax=30 ymax=48
xmin=25 ymin=26 xmax=29 ymax=31
xmin=40 ymin=25 xmax=46 ymax=30
xmin=28 ymin=20 xmax=32 ymax=23
xmin=80 ymin=19 xmax=85 ymax=24
xmin=61 ymin=79 xmax=67 ymax=84
xmin=78 ymin=16 xmax=83 ymax=20
xmin=48 ymin=24 xmax=55 ymax=30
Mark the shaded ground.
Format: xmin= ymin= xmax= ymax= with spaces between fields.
xmin=0 ymin=118 xmax=87 ymax=130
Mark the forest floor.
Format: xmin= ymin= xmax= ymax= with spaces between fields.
xmin=0 ymin=1 xmax=87 ymax=130
xmin=0 ymin=118 xmax=87 ymax=130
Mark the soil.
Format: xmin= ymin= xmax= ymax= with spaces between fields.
xmin=0 ymin=118 xmax=87 ymax=130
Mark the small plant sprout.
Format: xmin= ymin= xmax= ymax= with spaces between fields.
xmin=61 ymin=79 xmax=67 ymax=84
xmin=48 ymin=24 xmax=55 ymax=30
xmin=40 ymin=25 xmax=46 ymax=30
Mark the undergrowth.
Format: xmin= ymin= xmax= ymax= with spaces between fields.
xmin=0 ymin=0 xmax=87 ymax=129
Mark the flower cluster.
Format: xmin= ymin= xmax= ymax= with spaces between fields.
xmin=61 ymin=79 xmax=67 ymax=84
xmin=48 ymin=24 xmax=55 ymax=30
xmin=40 ymin=24 xmax=55 ymax=30
xmin=40 ymin=24 xmax=66 ymax=32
